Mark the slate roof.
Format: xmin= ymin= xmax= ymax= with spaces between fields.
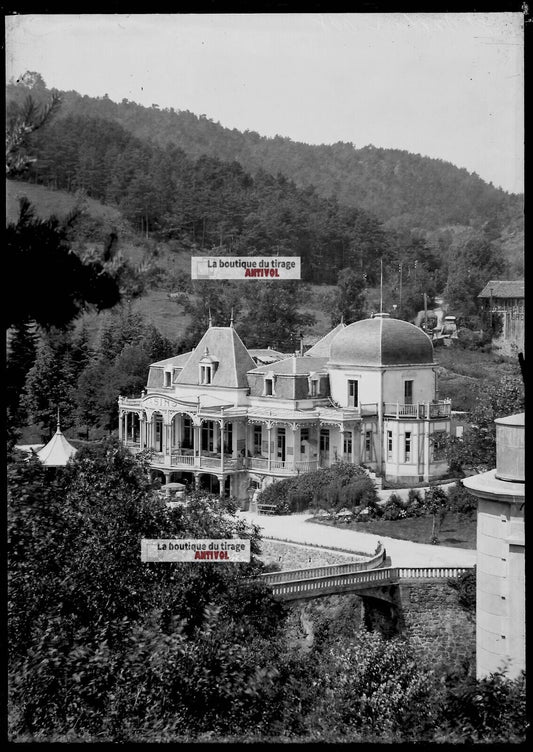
xmin=478 ymin=280 xmax=524 ymax=299
xmin=150 ymin=351 xmax=194 ymax=368
xmin=248 ymin=348 xmax=289 ymax=364
xmin=329 ymin=313 xmax=434 ymax=367
xmin=36 ymin=426 xmax=77 ymax=466
xmin=249 ymin=356 xmax=328 ymax=375
xmin=304 ymin=322 xmax=346 ymax=357
xmin=175 ymin=327 xmax=256 ymax=388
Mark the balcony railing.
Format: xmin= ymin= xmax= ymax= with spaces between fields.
xmin=318 ymin=403 xmax=378 ymax=421
xmin=383 ymin=401 xmax=451 ymax=419
xmin=248 ymin=457 xmax=319 ymax=474
xmin=147 ymin=450 xmax=246 ymax=472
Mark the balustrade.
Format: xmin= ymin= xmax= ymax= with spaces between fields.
xmin=382 ymin=401 xmax=451 ymax=419
xmin=267 ymin=565 xmax=472 ymax=600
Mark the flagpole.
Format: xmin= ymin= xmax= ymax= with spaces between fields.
xmin=380 ymin=258 xmax=383 ymax=313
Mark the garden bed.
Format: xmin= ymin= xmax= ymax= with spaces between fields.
xmin=309 ymin=513 xmax=476 ymax=549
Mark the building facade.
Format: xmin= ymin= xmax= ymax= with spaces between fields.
xmin=478 ymin=280 xmax=524 ymax=355
xmin=118 ymin=313 xmax=451 ymax=501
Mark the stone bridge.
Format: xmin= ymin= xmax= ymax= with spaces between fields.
xmin=261 ymin=561 xmax=475 ymax=673
xmin=261 ymin=560 xmax=470 ymax=602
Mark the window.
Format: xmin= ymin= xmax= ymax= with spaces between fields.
xmin=201 ymin=421 xmax=214 ymax=452
xmin=200 ymin=365 xmax=212 ymax=385
xmin=404 ymin=380 xmax=413 ymax=405
xmin=310 ymin=379 xmax=318 ymax=397
xmin=320 ymin=429 xmax=330 ymax=452
xmin=300 ymin=426 xmax=309 ymax=453
xmin=404 ymin=431 xmax=411 ymax=462
xmin=265 ymin=378 xmax=274 ymax=396
xmin=348 ymin=379 xmax=359 ymax=407
xmin=182 ymin=416 xmax=193 ymax=449
xmin=387 ymin=430 xmax=393 ymax=460
xmin=343 ymin=432 xmax=352 ymax=455
xmin=164 ymin=371 xmax=172 ymax=387
xmin=253 ymin=425 xmax=262 ymax=454
xmin=365 ymin=430 xmax=372 ymax=460
xmin=277 ymin=427 xmax=286 ymax=460
xmin=223 ymin=423 xmax=233 ymax=453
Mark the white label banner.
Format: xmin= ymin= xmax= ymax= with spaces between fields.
xmin=191 ymin=256 xmax=301 ymax=280
xmin=141 ymin=538 xmax=251 ymax=562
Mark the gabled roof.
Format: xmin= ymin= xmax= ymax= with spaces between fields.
xmin=478 ymin=280 xmax=524 ymax=299
xmin=36 ymin=426 xmax=77 ymax=466
xmin=176 ymin=327 xmax=256 ymax=388
xmin=304 ymin=322 xmax=346 ymax=357
xmin=249 ymin=356 xmax=328 ymax=375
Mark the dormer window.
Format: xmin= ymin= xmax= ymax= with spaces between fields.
xmin=198 ymin=347 xmax=218 ymax=385
xmin=164 ymin=370 xmax=172 ymax=388
xmin=263 ymin=371 xmax=275 ymax=396
xmin=308 ymin=372 xmax=320 ymax=397
xmin=200 ymin=365 xmax=212 ymax=384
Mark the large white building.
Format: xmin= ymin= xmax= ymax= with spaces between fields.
xmin=118 ymin=312 xmax=451 ymax=501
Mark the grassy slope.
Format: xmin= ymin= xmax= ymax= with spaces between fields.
xmin=6 ymin=179 xmax=123 ymax=225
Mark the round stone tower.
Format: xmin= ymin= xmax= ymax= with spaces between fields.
xmin=463 ymin=413 xmax=525 ymax=680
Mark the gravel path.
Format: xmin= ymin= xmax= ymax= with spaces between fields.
xmin=239 ymin=510 xmax=476 ymax=569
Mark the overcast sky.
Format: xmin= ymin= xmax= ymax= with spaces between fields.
xmin=5 ymin=12 xmax=524 ymax=194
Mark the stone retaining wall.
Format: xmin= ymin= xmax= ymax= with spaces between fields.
xmin=364 ymin=579 xmax=475 ymax=674
xmin=285 ymin=579 xmax=475 ymax=673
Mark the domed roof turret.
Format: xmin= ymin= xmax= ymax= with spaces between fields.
xmin=328 ymin=313 xmax=434 ymax=367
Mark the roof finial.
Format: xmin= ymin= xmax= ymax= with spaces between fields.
xmin=208 ymin=308 xmax=212 ymax=328
xmin=230 ymin=307 xmax=234 ymax=328
xmin=340 ymin=314 xmax=344 ymax=325
xmin=57 ymin=408 xmax=61 ymax=432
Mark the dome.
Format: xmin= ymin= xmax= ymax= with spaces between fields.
xmin=328 ymin=313 xmax=434 ymax=367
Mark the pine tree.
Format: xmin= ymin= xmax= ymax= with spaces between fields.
xmin=6 ymin=320 xmax=39 ymax=442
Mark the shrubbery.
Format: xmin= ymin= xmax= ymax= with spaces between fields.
xmin=256 ymin=462 xmax=375 ymax=515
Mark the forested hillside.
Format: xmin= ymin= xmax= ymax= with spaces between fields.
xmin=6 ymin=75 xmax=523 ymax=310
xmin=6 ymin=76 xmax=523 ymax=236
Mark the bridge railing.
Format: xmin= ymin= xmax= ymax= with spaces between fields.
xmin=261 ymin=543 xmax=386 ymax=584
xmin=267 ymin=565 xmax=472 ymax=600
xmin=397 ymin=566 xmax=470 ymax=580
xmin=271 ymin=566 xmax=397 ymax=599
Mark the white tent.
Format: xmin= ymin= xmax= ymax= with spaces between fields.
xmin=35 ymin=419 xmax=77 ymax=467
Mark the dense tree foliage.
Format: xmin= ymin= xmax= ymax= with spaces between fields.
xmin=443 ymin=374 xmax=524 ymax=474
xmin=7 ymin=439 xmax=526 ymax=742
xmin=22 ymin=324 xmax=90 ymax=439
xmin=7 ymin=76 xmax=523 ymax=308
xmin=8 ymin=441 xmax=288 ymax=740
xmin=6 ymin=78 xmax=522 ymax=234
xmin=15 ymin=111 xmax=388 ymax=285
xmin=6 ymin=198 xmax=121 ymax=330
xmin=322 ymin=268 xmax=368 ymax=326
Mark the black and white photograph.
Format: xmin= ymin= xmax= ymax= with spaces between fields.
xmin=5 ymin=11 xmax=525 ymax=743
